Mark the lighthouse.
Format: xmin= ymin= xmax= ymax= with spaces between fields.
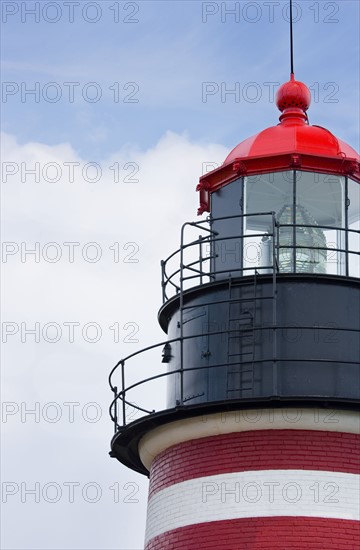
xmin=109 ymin=75 xmax=360 ymax=549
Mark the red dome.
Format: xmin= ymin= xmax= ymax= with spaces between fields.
xmin=225 ymin=76 xmax=359 ymax=163
xmin=224 ymin=122 xmax=359 ymax=163
xmin=197 ymin=75 xmax=360 ymax=215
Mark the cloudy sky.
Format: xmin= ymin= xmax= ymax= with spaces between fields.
xmin=1 ymin=1 xmax=359 ymax=549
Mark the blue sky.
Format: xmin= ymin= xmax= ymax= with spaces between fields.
xmin=2 ymin=0 xmax=359 ymax=159
xmin=1 ymin=2 xmax=359 ymax=550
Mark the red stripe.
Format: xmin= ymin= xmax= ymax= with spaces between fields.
xmin=145 ymin=517 xmax=360 ymax=550
xmin=149 ymin=430 xmax=360 ymax=498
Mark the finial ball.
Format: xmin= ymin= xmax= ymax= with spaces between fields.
xmin=276 ymin=78 xmax=311 ymax=112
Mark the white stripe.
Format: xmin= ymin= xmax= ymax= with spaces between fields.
xmin=145 ymin=470 xmax=360 ymax=544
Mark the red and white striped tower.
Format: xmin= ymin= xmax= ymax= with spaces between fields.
xmin=109 ymin=76 xmax=360 ymax=550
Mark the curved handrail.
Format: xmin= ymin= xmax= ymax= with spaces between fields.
xmin=160 ymin=214 xmax=359 ymax=301
xmin=162 ymin=212 xmax=277 ymax=301
xmin=109 ymin=324 xmax=360 ymax=430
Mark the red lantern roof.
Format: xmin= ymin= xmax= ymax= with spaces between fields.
xmin=197 ymin=75 xmax=360 ymax=215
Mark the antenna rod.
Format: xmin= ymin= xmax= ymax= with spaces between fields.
xmin=290 ymin=0 xmax=294 ymax=76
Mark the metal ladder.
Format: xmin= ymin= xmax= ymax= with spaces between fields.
xmin=225 ymin=265 xmax=277 ymax=399
xmin=226 ymin=274 xmax=258 ymax=398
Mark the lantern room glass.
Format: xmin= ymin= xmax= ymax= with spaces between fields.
xmin=348 ymin=177 xmax=360 ymax=278
xmin=243 ymin=171 xmax=355 ymax=276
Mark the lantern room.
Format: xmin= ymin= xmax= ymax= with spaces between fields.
xmin=197 ymin=76 xmax=360 ymax=279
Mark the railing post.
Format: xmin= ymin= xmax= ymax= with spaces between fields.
xmin=179 ymin=224 xmax=187 ymax=406
xmin=345 ymin=177 xmax=349 ymax=277
xmin=121 ymin=361 xmax=126 ymax=425
xmin=271 ymin=213 xmax=278 ymax=395
xmin=113 ymin=386 xmax=118 ymax=433
xmin=199 ymin=235 xmax=203 ymax=285
xmin=161 ymin=260 xmax=166 ymax=302
xmin=276 ymin=220 xmax=280 ymax=271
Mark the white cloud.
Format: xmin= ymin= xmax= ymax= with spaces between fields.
xmin=1 ymin=130 xmax=227 ymax=550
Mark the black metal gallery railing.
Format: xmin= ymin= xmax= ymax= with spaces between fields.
xmin=109 ymin=213 xmax=359 ymax=433
xmin=160 ymin=213 xmax=359 ymax=302
xmin=108 ymin=329 xmax=359 ymax=433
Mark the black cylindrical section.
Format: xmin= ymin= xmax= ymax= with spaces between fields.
xmin=159 ymin=275 xmax=360 ymax=407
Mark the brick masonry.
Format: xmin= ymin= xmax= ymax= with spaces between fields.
xmin=144 ymin=429 xmax=360 ymax=549
xmin=146 ymin=517 xmax=360 ymax=549
xmin=149 ymin=429 xmax=360 ymax=498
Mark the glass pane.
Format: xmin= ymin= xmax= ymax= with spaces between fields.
xmin=210 ymin=177 xmax=243 ymax=280
xmin=244 ymin=171 xmax=293 ymax=274
xmin=295 ymin=172 xmax=345 ymax=275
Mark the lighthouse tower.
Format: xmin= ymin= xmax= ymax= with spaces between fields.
xmin=109 ymin=76 xmax=360 ymax=549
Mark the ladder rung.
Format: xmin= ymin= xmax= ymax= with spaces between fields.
xmin=227 ymin=388 xmax=253 ymax=393
xmin=228 ymin=296 xmax=273 ymax=303
xmin=228 ymin=340 xmax=254 ymax=344
xmin=228 ymin=369 xmax=253 ymax=374
xmin=229 ymin=327 xmax=254 ymax=338
xmin=229 ymin=351 xmax=252 ymax=357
